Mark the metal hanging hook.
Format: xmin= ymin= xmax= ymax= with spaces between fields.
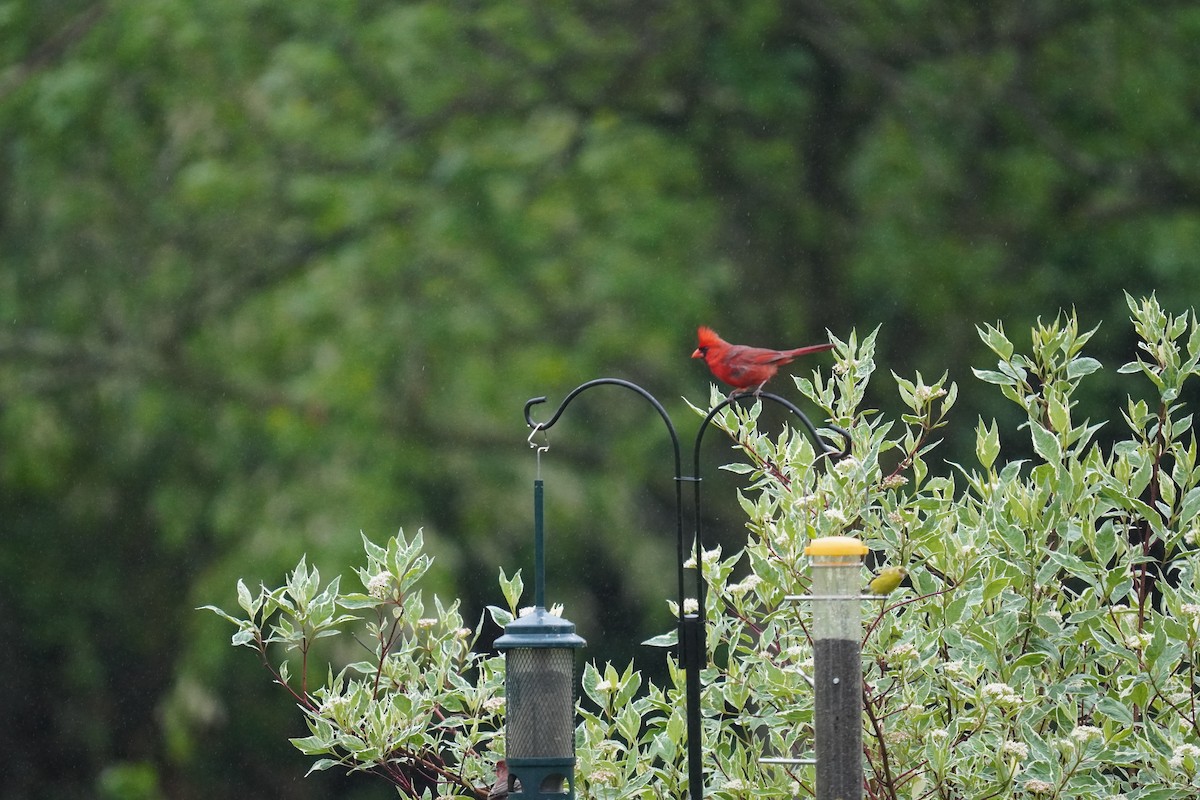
xmin=527 ymin=423 xmax=550 ymax=478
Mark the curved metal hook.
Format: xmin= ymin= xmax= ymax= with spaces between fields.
xmin=524 ymin=378 xmax=676 ymax=445
xmin=524 ymin=379 xmax=848 ymax=461
xmin=523 ymin=396 xmax=551 ymax=429
xmin=696 ymin=391 xmax=851 ymax=463
xmin=523 ymin=377 xmax=683 ymax=476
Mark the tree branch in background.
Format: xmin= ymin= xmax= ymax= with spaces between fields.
xmin=0 ymin=3 xmax=108 ymax=102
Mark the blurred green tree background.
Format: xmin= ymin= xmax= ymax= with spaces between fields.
xmin=2 ymin=1 xmax=1199 ymax=797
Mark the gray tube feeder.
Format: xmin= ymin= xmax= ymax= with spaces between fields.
xmin=804 ymin=536 xmax=868 ymax=800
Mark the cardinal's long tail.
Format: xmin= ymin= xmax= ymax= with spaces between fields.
xmin=783 ymin=342 xmax=834 ymax=360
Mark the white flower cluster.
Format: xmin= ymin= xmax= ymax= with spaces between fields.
xmin=367 ymin=570 xmax=393 ymax=599
xmin=1169 ymin=743 xmax=1200 ymax=771
xmin=728 ymin=575 xmax=762 ymax=596
xmin=981 ymin=682 xmax=1020 ymax=705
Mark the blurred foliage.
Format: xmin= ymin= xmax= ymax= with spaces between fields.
xmin=2 ymin=0 xmax=1200 ymax=797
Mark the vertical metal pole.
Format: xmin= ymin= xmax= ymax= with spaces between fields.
xmin=534 ymin=479 xmax=545 ymax=609
xmin=805 ymin=537 xmax=867 ymax=800
xmin=681 ymin=613 xmax=704 ymax=798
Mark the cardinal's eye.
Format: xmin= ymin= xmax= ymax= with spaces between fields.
xmin=698 ymin=347 xmax=707 ymax=355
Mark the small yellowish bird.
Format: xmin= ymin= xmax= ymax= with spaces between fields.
xmin=867 ymin=566 xmax=907 ymax=596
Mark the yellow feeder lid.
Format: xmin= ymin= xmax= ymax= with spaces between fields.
xmin=805 ymin=536 xmax=868 ymax=556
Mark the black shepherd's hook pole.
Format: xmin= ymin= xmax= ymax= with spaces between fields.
xmin=523 ymin=379 xmax=848 ymax=800
xmin=524 ymin=378 xmax=688 ymax=640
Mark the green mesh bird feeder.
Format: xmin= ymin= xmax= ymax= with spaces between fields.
xmin=494 ymin=477 xmax=586 ymax=798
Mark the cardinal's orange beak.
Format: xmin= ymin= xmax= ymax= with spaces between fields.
xmin=691 ymin=348 xmax=703 ymax=359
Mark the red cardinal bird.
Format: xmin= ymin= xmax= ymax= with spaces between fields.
xmin=692 ymin=326 xmax=833 ymax=395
